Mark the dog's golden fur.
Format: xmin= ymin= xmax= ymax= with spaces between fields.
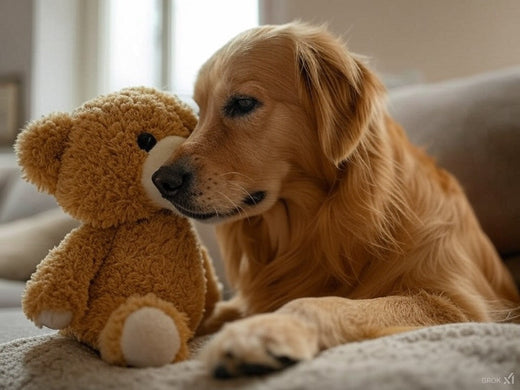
xmin=168 ymin=22 xmax=519 ymax=376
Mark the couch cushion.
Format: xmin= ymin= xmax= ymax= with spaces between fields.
xmin=0 ymin=280 xmax=24 ymax=308
xmin=0 ymin=323 xmax=518 ymax=389
xmin=389 ymin=67 xmax=520 ymax=256
xmin=0 ymin=307 xmax=53 ymax=344
xmin=0 ymin=165 xmax=58 ymax=223
xmin=0 ymin=208 xmax=80 ymax=282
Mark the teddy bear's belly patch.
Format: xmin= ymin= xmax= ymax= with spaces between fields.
xmin=91 ymin=247 xmax=204 ymax=307
xmin=96 ymin=216 xmax=204 ymax=300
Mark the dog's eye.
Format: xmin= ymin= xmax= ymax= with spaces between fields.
xmin=223 ymin=95 xmax=260 ymax=118
xmin=137 ymin=132 xmax=157 ymax=152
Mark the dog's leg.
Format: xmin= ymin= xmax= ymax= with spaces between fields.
xmin=197 ymin=295 xmax=246 ymax=335
xmin=201 ymin=293 xmax=468 ymax=378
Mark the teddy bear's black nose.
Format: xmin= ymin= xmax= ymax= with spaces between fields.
xmin=152 ymin=164 xmax=193 ymax=200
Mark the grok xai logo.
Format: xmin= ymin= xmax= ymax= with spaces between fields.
xmin=481 ymin=372 xmax=515 ymax=385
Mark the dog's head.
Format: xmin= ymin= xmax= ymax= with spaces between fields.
xmin=153 ymin=22 xmax=385 ymax=222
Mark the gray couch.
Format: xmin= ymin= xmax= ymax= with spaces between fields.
xmin=0 ymin=68 xmax=519 ymax=389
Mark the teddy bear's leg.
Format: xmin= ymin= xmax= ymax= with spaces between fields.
xmin=99 ymin=293 xmax=192 ymax=367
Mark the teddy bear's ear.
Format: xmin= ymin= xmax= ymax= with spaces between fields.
xmin=15 ymin=112 xmax=72 ymax=194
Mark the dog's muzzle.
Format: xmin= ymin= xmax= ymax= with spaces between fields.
xmin=152 ymin=160 xmax=267 ymax=221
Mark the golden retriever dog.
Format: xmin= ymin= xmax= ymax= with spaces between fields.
xmin=152 ymin=22 xmax=520 ymax=377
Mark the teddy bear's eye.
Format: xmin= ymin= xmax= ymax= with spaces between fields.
xmin=137 ymin=132 xmax=157 ymax=152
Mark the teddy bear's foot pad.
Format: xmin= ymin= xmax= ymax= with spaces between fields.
xmin=121 ymin=307 xmax=180 ymax=367
xmin=36 ymin=310 xmax=73 ymax=329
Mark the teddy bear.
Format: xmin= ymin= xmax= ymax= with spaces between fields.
xmin=15 ymin=87 xmax=221 ymax=367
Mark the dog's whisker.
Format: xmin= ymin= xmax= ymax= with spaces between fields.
xmin=215 ymin=190 xmax=246 ymax=217
xmin=213 ymin=179 xmax=256 ymax=204
xmin=228 ymin=181 xmax=255 ymax=200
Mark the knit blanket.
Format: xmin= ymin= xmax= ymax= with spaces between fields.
xmin=1 ymin=323 xmax=519 ymax=390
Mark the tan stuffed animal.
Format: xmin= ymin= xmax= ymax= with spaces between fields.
xmin=15 ymin=87 xmax=221 ymax=367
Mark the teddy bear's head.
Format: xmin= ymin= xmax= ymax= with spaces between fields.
xmin=16 ymin=87 xmax=197 ymax=228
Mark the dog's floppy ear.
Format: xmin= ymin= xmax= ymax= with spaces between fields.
xmin=295 ymin=29 xmax=385 ymax=166
xmin=15 ymin=112 xmax=73 ymax=194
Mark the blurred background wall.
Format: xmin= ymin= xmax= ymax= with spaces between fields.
xmin=260 ymin=0 xmax=520 ymax=84
xmin=1 ymin=0 xmax=519 ymax=127
xmin=0 ymin=0 xmax=33 ymax=126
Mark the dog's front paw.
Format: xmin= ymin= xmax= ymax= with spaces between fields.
xmin=35 ymin=310 xmax=73 ymax=329
xmin=200 ymin=313 xmax=319 ymax=378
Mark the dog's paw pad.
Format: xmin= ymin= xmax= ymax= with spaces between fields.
xmin=200 ymin=313 xmax=318 ymax=378
xmin=271 ymin=353 xmax=299 ymax=367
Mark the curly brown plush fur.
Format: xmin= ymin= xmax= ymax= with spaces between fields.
xmin=16 ymin=87 xmax=221 ymax=367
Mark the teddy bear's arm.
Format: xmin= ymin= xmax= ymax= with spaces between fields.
xmin=22 ymin=224 xmax=116 ymax=329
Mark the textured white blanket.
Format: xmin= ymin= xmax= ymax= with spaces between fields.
xmin=1 ymin=323 xmax=519 ymax=390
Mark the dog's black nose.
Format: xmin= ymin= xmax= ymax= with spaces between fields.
xmin=152 ymin=164 xmax=192 ymax=200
